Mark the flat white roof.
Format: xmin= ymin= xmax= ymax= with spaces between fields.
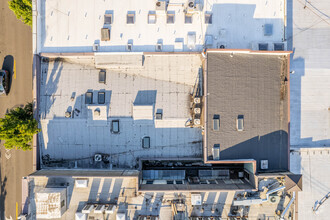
xmin=37 ymin=0 xmax=285 ymax=53
xmin=289 ymin=0 xmax=330 ymax=147
xmin=291 ymin=148 xmax=330 ymax=220
xmin=38 ymin=54 xmax=202 ymax=168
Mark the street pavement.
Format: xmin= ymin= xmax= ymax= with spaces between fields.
xmin=0 ymin=0 xmax=33 ymax=219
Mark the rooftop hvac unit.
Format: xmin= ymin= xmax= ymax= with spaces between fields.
xmin=191 ymin=193 xmax=202 ymax=205
xmin=82 ymin=204 xmax=93 ymax=214
xmin=105 ymin=205 xmax=116 ymax=214
xmin=193 ymin=97 xmax=200 ymax=104
xmin=194 ymin=108 xmax=201 ymax=114
xmin=75 ymin=179 xmax=88 ymax=188
xmin=194 ymin=119 xmax=200 ymax=125
xmin=127 ymin=43 xmax=133 ymax=52
xmin=94 ymin=154 xmax=102 ymax=162
xmin=260 ymin=160 xmax=268 ymax=170
xmin=94 ymin=205 xmax=105 ymax=214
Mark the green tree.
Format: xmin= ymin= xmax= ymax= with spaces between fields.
xmin=0 ymin=103 xmax=40 ymax=151
xmin=8 ymin=0 xmax=32 ymax=27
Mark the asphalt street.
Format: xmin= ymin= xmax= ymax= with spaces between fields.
xmin=0 ymin=0 xmax=33 ymax=219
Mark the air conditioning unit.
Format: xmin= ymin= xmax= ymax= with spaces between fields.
xmin=82 ymin=204 xmax=94 ymax=214
xmin=94 ymin=154 xmax=102 ymax=162
xmin=194 ymin=108 xmax=201 ymax=114
xmin=193 ymin=97 xmax=201 ymax=104
xmin=194 ymin=119 xmax=200 ymax=125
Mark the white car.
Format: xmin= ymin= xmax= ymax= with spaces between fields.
xmin=0 ymin=69 xmax=10 ymax=95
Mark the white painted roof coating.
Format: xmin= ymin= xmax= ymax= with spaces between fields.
xmin=37 ymin=0 xmax=285 ymax=53
xmin=38 ymin=55 xmax=202 ymax=168
xmin=289 ymin=0 xmax=330 ymax=147
xmin=291 ymin=148 xmax=330 ymax=220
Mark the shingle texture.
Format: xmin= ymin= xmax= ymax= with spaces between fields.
xmin=206 ymin=52 xmax=289 ymax=172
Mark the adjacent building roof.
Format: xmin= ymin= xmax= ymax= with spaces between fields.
xmin=36 ymin=0 xmax=286 ymax=53
xmin=291 ymin=147 xmax=330 ymax=219
xmin=285 ymin=174 xmax=302 ymax=192
xmin=289 ymin=0 xmax=330 ymax=147
xmin=205 ymin=51 xmax=290 ymax=172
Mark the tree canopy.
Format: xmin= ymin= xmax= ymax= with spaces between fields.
xmin=8 ymin=0 xmax=32 ymax=27
xmin=0 ymin=103 xmax=40 ymax=151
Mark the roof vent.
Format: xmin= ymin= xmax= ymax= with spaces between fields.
xmin=191 ymin=193 xmax=202 ymax=205
xmin=212 ymin=144 xmax=220 ymax=160
xmin=127 ymin=43 xmax=133 ymax=52
xmin=65 ymin=111 xmax=71 ymax=118
xmin=156 ymin=1 xmax=166 ymax=13
xmin=261 ymin=160 xmax=269 ymax=170
xmin=94 ymin=109 xmax=100 ymax=116
xmin=213 ymin=115 xmax=220 ymax=131
xmin=94 ymin=154 xmax=102 ymax=162
xmin=75 ymin=179 xmax=88 ymax=188
xmin=156 ymin=42 xmax=162 ymax=51
xmin=105 ymin=205 xmax=116 ymax=214
xmin=237 ymin=115 xmax=244 ymax=131
xmin=93 ymin=43 xmax=99 ymax=52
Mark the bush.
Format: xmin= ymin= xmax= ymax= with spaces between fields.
xmin=0 ymin=103 xmax=40 ymax=151
xmin=8 ymin=0 xmax=32 ymax=27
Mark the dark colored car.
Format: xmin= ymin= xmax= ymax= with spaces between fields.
xmin=0 ymin=70 xmax=10 ymax=95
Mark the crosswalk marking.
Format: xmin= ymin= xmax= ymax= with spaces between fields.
xmin=5 ymin=149 xmax=11 ymax=160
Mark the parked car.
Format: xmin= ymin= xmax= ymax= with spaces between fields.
xmin=0 ymin=69 xmax=10 ymax=95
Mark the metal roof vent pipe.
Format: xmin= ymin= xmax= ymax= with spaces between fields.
xmin=280 ymin=192 xmax=296 ymax=220
xmin=94 ymin=108 xmax=100 ymax=116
